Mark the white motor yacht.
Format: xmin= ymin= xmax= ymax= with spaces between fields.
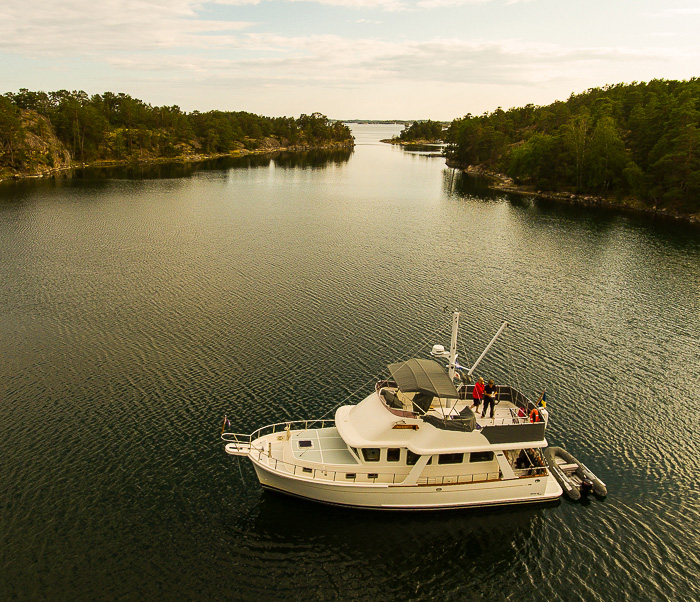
xmin=222 ymin=311 xmax=562 ymax=510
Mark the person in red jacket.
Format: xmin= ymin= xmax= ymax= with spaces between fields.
xmin=471 ymin=376 xmax=485 ymax=412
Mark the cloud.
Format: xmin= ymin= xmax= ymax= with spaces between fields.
xmin=211 ymin=0 xmax=407 ymax=9
xmin=211 ymin=0 xmax=513 ymax=8
xmin=0 ymin=0 xmax=543 ymax=60
xmin=3 ymin=0 xmax=698 ymax=117
xmin=655 ymin=7 xmax=700 ymax=16
xmin=100 ymin=33 xmax=686 ymax=93
xmin=415 ymin=0 xmax=489 ymax=8
xmin=0 ymin=0 xmax=253 ymax=54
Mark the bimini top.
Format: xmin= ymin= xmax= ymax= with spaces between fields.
xmin=388 ymin=358 xmax=459 ymax=399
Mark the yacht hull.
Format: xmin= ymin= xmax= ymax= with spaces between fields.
xmin=252 ymin=460 xmax=562 ymax=510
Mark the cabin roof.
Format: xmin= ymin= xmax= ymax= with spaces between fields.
xmin=387 ymin=358 xmax=459 ymax=399
xmin=335 ymin=391 xmax=547 ymax=454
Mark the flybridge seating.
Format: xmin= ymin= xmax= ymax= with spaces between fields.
xmin=379 ymin=379 xmax=539 ymax=428
xmin=377 ymin=380 xmax=420 ymax=417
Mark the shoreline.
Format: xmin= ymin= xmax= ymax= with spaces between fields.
xmin=0 ymin=141 xmax=354 ymax=184
xmin=380 ymin=138 xmax=444 ymax=146
xmin=450 ymin=163 xmax=700 ymax=225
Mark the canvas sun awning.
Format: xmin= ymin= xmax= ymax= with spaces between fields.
xmin=387 ymin=358 xmax=459 ymax=399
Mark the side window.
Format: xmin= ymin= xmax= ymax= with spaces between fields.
xmin=387 ymin=448 xmax=401 ymax=462
xmin=438 ymin=453 xmax=464 ymax=465
xmin=362 ymin=448 xmax=380 ymax=462
xmin=406 ymin=451 xmax=432 ymax=465
xmin=470 ymin=451 xmax=494 ymax=463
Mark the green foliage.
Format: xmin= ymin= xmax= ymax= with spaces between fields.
xmin=0 ymin=95 xmax=24 ymax=169
xmin=399 ymin=120 xmax=444 ymax=141
xmin=508 ymin=133 xmax=564 ymax=190
xmin=1 ymin=89 xmax=353 ymax=172
xmin=445 ymin=79 xmax=700 ymax=213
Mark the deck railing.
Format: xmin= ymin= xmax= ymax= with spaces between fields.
xmin=250 ymin=447 xmax=508 ymax=485
xmin=222 ymin=418 xmax=335 ymax=447
xmin=222 ymin=418 xmax=550 ymax=485
xmin=251 ymin=449 xmax=548 ymax=485
xmin=231 ymin=440 xmax=549 ymax=486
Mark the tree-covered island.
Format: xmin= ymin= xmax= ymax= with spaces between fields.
xmin=444 ymin=79 xmax=700 ymax=222
xmin=0 ymin=89 xmax=354 ymax=181
xmin=381 ymin=119 xmax=446 ymax=145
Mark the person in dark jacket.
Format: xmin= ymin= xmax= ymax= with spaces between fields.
xmin=482 ymin=379 xmax=497 ymax=418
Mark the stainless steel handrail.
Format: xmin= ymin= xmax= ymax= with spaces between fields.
xmin=248 ymin=442 xmax=544 ymax=485
xmin=224 ymin=418 xmax=550 ymax=485
xmin=221 ymin=418 xmax=336 ymax=443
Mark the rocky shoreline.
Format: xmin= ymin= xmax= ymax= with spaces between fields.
xmin=380 ymin=138 xmax=443 ymax=146
xmin=450 ymin=163 xmax=700 ymax=225
xmin=0 ymin=140 xmax=354 ymax=184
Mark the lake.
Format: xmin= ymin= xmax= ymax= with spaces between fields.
xmin=1 ymin=124 xmax=699 ymax=601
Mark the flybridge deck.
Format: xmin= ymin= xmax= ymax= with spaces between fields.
xmin=380 ymin=381 xmax=544 ymax=425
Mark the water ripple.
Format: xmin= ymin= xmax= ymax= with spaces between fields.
xmin=1 ymin=126 xmax=699 ymax=601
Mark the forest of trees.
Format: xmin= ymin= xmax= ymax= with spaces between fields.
xmin=445 ymin=79 xmax=700 ymax=214
xmin=0 ymin=89 xmax=353 ymax=176
xmin=398 ymin=119 xmax=445 ymax=142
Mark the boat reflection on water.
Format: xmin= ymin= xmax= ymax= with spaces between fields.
xmin=251 ymin=483 xmax=558 ymax=541
xmin=226 ymin=486 xmax=558 ymax=600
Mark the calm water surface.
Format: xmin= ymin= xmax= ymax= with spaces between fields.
xmin=1 ymin=124 xmax=699 ymax=601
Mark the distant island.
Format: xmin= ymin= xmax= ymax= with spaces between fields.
xmin=443 ymin=79 xmax=700 ymax=222
xmin=343 ymin=119 xmax=412 ymax=125
xmin=0 ymin=90 xmax=353 ymax=182
xmin=380 ymin=119 xmax=446 ymax=145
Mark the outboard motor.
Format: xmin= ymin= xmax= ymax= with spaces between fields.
xmin=580 ymin=478 xmax=594 ymax=497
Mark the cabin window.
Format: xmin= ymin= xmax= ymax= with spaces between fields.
xmin=298 ymin=440 xmax=313 ymax=448
xmin=406 ymin=450 xmax=420 ymax=466
xmin=470 ymin=451 xmax=494 ymax=463
xmin=368 ymin=473 xmax=378 ymax=479
xmin=387 ymin=448 xmax=401 ymax=462
xmin=406 ymin=451 xmax=432 ymax=466
xmin=438 ymin=453 xmax=464 ymax=465
xmin=362 ymin=448 xmax=380 ymax=462
xmin=346 ymin=473 xmax=356 ymax=479
xmin=302 ymin=467 xmax=312 ymax=473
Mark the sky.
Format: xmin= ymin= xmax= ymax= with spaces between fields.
xmin=1 ymin=0 xmax=699 ymax=120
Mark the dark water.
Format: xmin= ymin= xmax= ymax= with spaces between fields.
xmin=1 ymin=124 xmax=699 ymax=601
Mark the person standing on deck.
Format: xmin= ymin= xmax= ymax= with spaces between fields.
xmin=471 ymin=376 xmax=485 ymax=412
xmin=482 ymin=379 xmax=497 ymax=419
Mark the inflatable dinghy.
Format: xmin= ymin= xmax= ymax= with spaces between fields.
xmin=545 ymin=446 xmax=607 ymax=501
